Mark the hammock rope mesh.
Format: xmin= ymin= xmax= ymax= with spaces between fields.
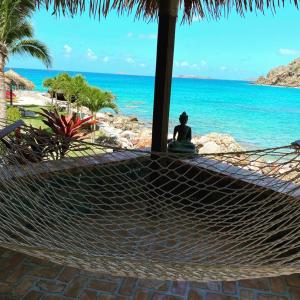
xmin=0 ymin=121 xmax=300 ymax=281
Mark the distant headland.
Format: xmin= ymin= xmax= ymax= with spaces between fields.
xmin=256 ymin=58 xmax=300 ymax=88
xmin=176 ymin=74 xmax=212 ymax=80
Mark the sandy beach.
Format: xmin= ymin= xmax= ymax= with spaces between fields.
xmin=14 ymin=90 xmax=54 ymax=106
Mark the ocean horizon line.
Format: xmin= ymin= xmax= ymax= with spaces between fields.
xmin=6 ymin=66 xmax=252 ymax=82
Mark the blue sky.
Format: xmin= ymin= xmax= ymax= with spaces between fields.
xmin=7 ymin=3 xmax=300 ymax=80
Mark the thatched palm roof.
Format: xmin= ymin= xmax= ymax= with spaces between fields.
xmin=5 ymin=69 xmax=35 ymax=90
xmin=38 ymin=0 xmax=298 ymax=22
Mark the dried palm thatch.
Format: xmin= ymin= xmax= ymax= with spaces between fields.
xmin=5 ymin=69 xmax=35 ymax=90
xmin=37 ymin=0 xmax=298 ymax=22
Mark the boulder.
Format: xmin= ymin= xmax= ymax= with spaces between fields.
xmin=133 ymin=137 xmax=152 ymax=149
xmin=132 ymin=128 xmax=152 ymax=149
xmin=195 ymin=133 xmax=244 ymax=154
xmin=106 ymin=112 xmax=114 ymax=118
xmin=128 ymin=116 xmax=138 ymax=122
xmin=118 ymin=137 xmax=134 ymax=149
xmin=100 ymin=126 xmax=122 ymax=138
xmin=120 ymin=130 xmax=136 ymax=139
xmin=198 ymin=141 xmax=221 ymax=154
xmin=96 ymin=112 xmax=110 ymax=121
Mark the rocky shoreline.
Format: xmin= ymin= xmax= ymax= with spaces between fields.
xmin=14 ymin=90 xmax=246 ymax=154
xmin=93 ymin=112 xmax=300 ymax=184
xmin=15 ymin=91 xmax=299 ymax=184
xmin=94 ymin=112 xmax=246 ymax=154
xmin=14 ymin=93 xmax=298 ymax=185
xmin=256 ymin=58 xmax=300 ymax=88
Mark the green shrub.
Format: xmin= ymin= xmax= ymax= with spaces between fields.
xmin=7 ymin=106 xmax=21 ymax=122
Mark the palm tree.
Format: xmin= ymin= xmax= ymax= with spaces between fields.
xmin=81 ymin=86 xmax=118 ymax=142
xmin=43 ymin=77 xmax=56 ymax=105
xmin=63 ymin=75 xmax=88 ymax=113
xmin=0 ymin=0 xmax=52 ymax=121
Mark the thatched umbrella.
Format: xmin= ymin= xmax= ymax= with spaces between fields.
xmin=5 ymin=69 xmax=35 ymax=90
xmin=37 ymin=0 xmax=298 ymax=151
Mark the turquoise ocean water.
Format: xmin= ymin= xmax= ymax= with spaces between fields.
xmin=10 ymin=67 xmax=300 ymax=149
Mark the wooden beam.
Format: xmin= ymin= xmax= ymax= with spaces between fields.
xmin=151 ymin=0 xmax=179 ymax=153
xmin=0 ymin=120 xmax=24 ymax=139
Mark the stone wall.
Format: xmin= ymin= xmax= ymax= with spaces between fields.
xmin=0 ymin=248 xmax=299 ymax=300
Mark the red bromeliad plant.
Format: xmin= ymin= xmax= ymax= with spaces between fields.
xmin=40 ymin=109 xmax=92 ymax=139
xmin=39 ymin=109 xmax=92 ymax=157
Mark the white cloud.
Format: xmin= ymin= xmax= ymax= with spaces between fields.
xmin=180 ymin=61 xmax=189 ymax=67
xmin=139 ymin=34 xmax=157 ymax=40
xmin=127 ymin=32 xmax=133 ymax=38
xmin=175 ymin=60 xmax=206 ymax=69
xmin=126 ymin=57 xmax=135 ymax=64
xmin=103 ymin=56 xmax=109 ymax=63
xmin=87 ymin=49 xmax=97 ymax=60
xmin=139 ymin=63 xmax=146 ymax=68
xmin=220 ymin=66 xmax=227 ymax=71
xmin=63 ymin=44 xmax=72 ymax=57
xmin=200 ymin=60 xmax=207 ymax=66
xmin=278 ymin=48 xmax=300 ymax=56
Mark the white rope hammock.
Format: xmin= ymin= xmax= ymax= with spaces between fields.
xmin=0 ymin=122 xmax=300 ymax=281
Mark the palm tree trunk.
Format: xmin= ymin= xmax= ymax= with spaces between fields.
xmin=55 ymin=93 xmax=58 ymax=108
xmin=0 ymin=56 xmax=6 ymax=126
xmin=92 ymin=112 xmax=96 ymax=143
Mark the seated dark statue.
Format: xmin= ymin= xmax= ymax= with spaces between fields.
xmin=168 ymin=112 xmax=196 ymax=154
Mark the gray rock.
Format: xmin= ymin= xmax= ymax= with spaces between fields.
xmin=256 ymin=58 xmax=300 ymax=87
xmin=198 ymin=141 xmax=221 ymax=154
xmin=120 ymin=130 xmax=136 ymax=139
xmin=194 ymin=133 xmax=244 ymax=154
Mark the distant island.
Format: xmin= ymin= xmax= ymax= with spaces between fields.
xmin=176 ymin=74 xmax=211 ymax=79
xmin=256 ymin=58 xmax=300 ymax=88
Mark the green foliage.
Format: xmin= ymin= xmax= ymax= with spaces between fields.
xmin=64 ymin=75 xmax=88 ymax=104
xmin=43 ymin=73 xmax=118 ymax=117
xmin=7 ymin=106 xmax=21 ymax=122
xmin=0 ymin=0 xmax=52 ymax=67
xmin=43 ymin=77 xmax=55 ymax=92
xmin=2 ymin=126 xmax=56 ymax=164
xmin=80 ymin=86 xmax=118 ymax=115
xmin=43 ymin=73 xmax=88 ymax=105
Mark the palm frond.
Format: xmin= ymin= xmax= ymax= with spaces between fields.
xmin=81 ymin=86 xmax=117 ymax=113
xmin=10 ymin=39 xmax=52 ymax=68
xmin=6 ymin=22 xmax=34 ymax=44
xmin=0 ymin=0 xmax=35 ymax=32
xmin=37 ymin=0 xmax=299 ymax=22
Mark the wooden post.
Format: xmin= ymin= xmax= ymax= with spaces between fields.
xmin=10 ymin=81 xmax=13 ymax=106
xmin=151 ymin=0 xmax=179 ymax=153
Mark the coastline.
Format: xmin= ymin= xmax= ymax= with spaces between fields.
xmin=13 ymin=90 xmax=300 ymax=184
xmin=14 ymin=82 xmax=300 ymax=150
xmin=254 ymin=82 xmax=300 ymax=89
xmin=9 ymin=68 xmax=300 ymax=149
xmin=14 ymin=90 xmax=248 ymax=153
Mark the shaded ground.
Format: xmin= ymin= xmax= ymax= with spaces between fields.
xmin=0 ymin=247 xmax=299 ymax=300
